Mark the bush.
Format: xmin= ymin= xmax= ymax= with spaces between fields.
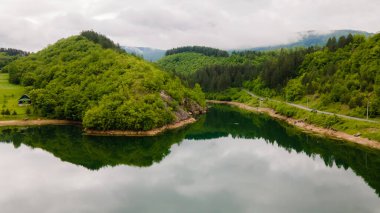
xmin=306 ymin=113 xmax=342 ymax=129
xmin=3 ymin=109 xmax=10 ymax=115
xmin=272 ymin=103 xmax=298 ymax=117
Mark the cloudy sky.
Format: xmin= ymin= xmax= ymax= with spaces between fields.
xmin=0 ymin=0 xmax=379 ymax=51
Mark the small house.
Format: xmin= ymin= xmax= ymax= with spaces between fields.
xmin=18 ymin=94 xmax=31 ymax=106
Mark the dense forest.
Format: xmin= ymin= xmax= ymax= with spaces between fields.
xmin=80 ymin=30 xmax=125 ymax=53
xmin=165 ymin=46 xmax=229 ymax=57
xmin=3 ymin=32 xmax=206 ymax=131
xmin=158 ymin=33 xmax=380 ymax=117
xmin=159 ymin=47 xmax=318 ymax=92
xmin=0 ymin=48 xmax=29 ymax=70
xmin=283 ymin=34 xmax=380 ymax=116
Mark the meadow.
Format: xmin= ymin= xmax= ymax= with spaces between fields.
xmin=0 ymin=73 xmax=30 ymax=120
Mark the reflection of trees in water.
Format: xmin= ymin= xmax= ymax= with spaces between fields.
xmin=189 ymin=105 xmax=380 ymax=197
xmin=0 ymin=104 xmax=379 ymax=196
xmin=0 ymin=126 xmax=188 ymax=170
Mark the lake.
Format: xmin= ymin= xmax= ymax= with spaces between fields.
xmin=0 ymin=105 xmax=379 ymax=213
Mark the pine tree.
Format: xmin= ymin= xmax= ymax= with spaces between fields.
xmin=346 ymin=34 xmax=354 ymax=45
xmin=338 ymin=36 xmax=347 ymax=48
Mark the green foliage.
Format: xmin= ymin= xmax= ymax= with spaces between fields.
xmin=165 ymin=46 xmax=229 ymax=57
xmin=243 ymin=77 xmax=276 ymax=98
xmin=193 ymin=63 xmax=258 ymax=92
xmin=326 ymin=34 xmax=354 ymax=51
xmin=306 ymin=113 xmax=342 ymax=129
xmin=285 ymin=78 xmax=304 ymax=101
xmin=157 ymin=52 xmax=223 ymax=77
xmin=80 ymin=30 xmax=125 ymax=53
xmin=270 ymin=103 xmax=298 ymax=117
xmin=0 ymin=49 xmax=28 ymax=71
xmin=159 ymin=33 xmax=379 ymax=119
xmin=3 ymin=34 xmax=205 ymax=130
xmin=292 ymin=33 xmax=380 ymax=116
xmin=158 ymin=50 xmax=278 ymax=92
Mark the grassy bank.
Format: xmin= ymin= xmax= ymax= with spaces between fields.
xmin=269 ymin=101 xmax=380 ymax=142
xmin=210 ymin=88 xmax=380 ymax=142
xmin=0 ymin=73 xmax=33 ymax=120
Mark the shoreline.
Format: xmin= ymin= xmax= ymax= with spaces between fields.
xmin=84 ymin=117 xmax=197 ymax=136
xmin=0 ymin=119 xmax=81 ymax=127
xmin=0 ymin=117 xmax=197 ymax=136
xmin=208 ymin=100 xmax=380 ymax=150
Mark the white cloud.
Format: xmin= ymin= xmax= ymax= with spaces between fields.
xmin=0 ymin=0 xmax=378 ymax=51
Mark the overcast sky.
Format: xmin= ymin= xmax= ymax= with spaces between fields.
xmin=0 ymin=0 xmax=379 ymax=51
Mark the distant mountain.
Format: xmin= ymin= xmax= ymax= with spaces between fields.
xmin=250 ymin=30 xmax=373 ymax=51
xmin=122 ymin=46 xmax=165 ymax=61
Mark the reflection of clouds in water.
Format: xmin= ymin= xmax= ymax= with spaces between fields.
xmin=0 ymin=137 xmax=379 ymax=213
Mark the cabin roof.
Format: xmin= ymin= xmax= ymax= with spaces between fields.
xmin=19 ymin=94 xmax=31 ymax=100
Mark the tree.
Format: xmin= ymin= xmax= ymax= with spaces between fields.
xmin=326 ymin=37 xmax=337 ymax=51
xmin=338 ymin=36 xmax=347 ymax=48
xmin=346 ymin=34 xmax=354 ymax=45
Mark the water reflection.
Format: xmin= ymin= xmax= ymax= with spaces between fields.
xmin=0 ymin=105 xmax=379 ymax=198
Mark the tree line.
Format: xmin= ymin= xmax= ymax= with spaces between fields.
xmin=80 ymin=30 xmax=125 ymax=53
xmin=165 ymin=46 xmax=229 ymax=57
xmin=0 ymin=48 xmax=29 ymax=56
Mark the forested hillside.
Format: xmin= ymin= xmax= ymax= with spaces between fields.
xmin=0 ymin=48 xmax=29 ymax=70
xmin=158 ymin=33 xmax=380 ymax=118
xmin=158 ymin=47 xmax=318 ymax=92
xmin=282 ymin=33 xmax=380 ymax=117
xmin=3 ymin=31 xmax=206 ymax=131
xmin=157 ymin=52 xmax=223 ymax=77
xmin=165 ymin=46 xmax=229 ymax=57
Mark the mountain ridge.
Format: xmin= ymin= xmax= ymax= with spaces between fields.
xmin=245 ymin=29 xmax=373 ymax=51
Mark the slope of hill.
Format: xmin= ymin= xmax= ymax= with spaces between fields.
xmin=123 ymin=46 xmax=165 ymax=61
xmin=158 ymin=32 xmax=380 ymax=119
xmin=3 ymin=31 xmax=206 ymax=131
xmin=165 ymin=46 xmax=229 ymax=57
xmin=157 ymin=47 xmax=311 ymax=92
xmin=282 ymin=33 xmax=380 ymax=117
xmin=250 ymin=30 xmax=372 ymax=51
xmin=0 ymin=48 xmax=29 ymax=70
xmin=157 ymin=52 xmax=223 ymax=76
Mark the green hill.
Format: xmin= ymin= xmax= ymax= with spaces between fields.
xmin=0 ymin=48 xmax=28 ymax=71
xmin=282 ymin=33 xmax=380 ymax=117
xmin=158 ymin=33 xmax=380 ymax=120
xmin=3 ymin=31 xmax=206 ymax=131
xmin=157 ymin=52 xmax=223 ymax=76
xmin=165 ymin=46 xmax=229 ymax=57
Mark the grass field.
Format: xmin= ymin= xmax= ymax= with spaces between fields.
xmin=0 ymin=73 xmax=31 ymax=120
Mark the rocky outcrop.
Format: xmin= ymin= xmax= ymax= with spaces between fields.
xmin=160 ymin=90 xmax=206 ymax=122
xmin=183 ymin=98 xmax=207 ymax=115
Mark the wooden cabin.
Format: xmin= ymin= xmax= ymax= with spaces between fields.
xmin=18 ymin=94 xmax=31 ymax=106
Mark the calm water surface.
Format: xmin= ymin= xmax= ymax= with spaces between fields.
xmin=0 ymin=105 xmax=379 ymax=213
